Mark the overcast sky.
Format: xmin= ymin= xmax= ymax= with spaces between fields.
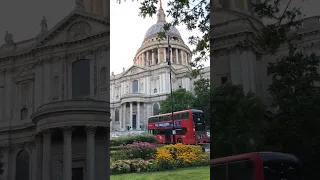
xmin=110 ymin=0 xmax=209 ymax=74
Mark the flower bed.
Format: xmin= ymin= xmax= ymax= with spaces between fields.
xmin=154 ymin=143 xmax=209 ymax=170
xmin=112 ymin=142 xmax=157 ymax=160
xmin=110 ymin=143 xmax=209 ymax=174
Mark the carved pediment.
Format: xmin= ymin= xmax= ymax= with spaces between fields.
xmin=122 ymin=65 xmax=147 ymax=76
xmin=35 ymin=11 xmax=109 ymax=48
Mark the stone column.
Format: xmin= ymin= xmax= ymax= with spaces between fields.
xmin=123 ymin=103 xmax=127 ymax=130
xmin=42 ymin=130 xmax=51 ymax=180
xmin=35 ymin=135 xmax=43 ymax=180
xmin=86 ymin=126 xmax=96 ymax=180
xmin=130 ymin=102 xmax=133 ymax=130
xmin=103 ymin=0 xmax=109 ymax=17
xmin=157 ymin=48 xmax=160 ymax=64
xmin=142 ymin=53 xmax=146 ymax=66
xmin=229 ymin=0 xmax=235 ymax=9
xmin=63 ymin=127 xmax=73 ymax=180
xmin=170 ymin=47 xmax=173 ymax=63
xmin=180 ymin=50 xmax=184 ymax=65
xmin=163 ymin=48 xmax=166 ymax=62
xmin=152 ymin=51 xmax=155 ymax=65
xmin=119 ymin=105 xmax=123 ymax=131
xmin=4 ymin=69 xmax=12 ymax=121
xmin=176 ymin=49 xmax=179 ymax=64
xmin=244 ymin=0 xmax=249 ymax=11
xmin=137 ymin=102 xmax=140 ymax=130
xmin=44 ymin=61 xmax=51 ymax=103
xmin=1 ymin=146 xmax=9 ymax=180
xmin=146 ymin=51 xmax=150 ymax=66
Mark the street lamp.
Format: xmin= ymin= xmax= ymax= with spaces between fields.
xmin=167 ymin=35 xmax=176 ymax=144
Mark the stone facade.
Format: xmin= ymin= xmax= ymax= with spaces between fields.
xmin=212 ymin=1 xmax=320 ymax=108
xmin=109 ymin=4 xmax=210 ymax=132
xmin=0 ymin=1 xmax=109 ymax=180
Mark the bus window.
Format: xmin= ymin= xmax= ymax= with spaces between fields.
xmin=159 ymin=116 xmax=163 ymax=122
xmin=174 ymin=113 xmax=181 ymax=120
xmin=149 ymin=117 xmax=159 ymax=123
xmin=175 ymin=128 xmax=187 ymax=135
xmin=211 ymin=164 xmax=227 ymax=180
xmin=228 ymin=160 xmax=254 ymax=180
xmin=192 ymin=112 xmax=206 ymax=131
xmin=163 ymin=115 xmax=171 ymax=121
xmin=263 ymin=161 xmax=302 ymax=180
xmin=181 ymin=112 xmax=189 ymax=119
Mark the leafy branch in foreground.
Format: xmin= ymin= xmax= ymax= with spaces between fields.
xmin=237 ymin=0 xmax=305 ymax=54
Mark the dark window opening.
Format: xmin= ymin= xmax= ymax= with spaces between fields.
xmin=211 ymin=164 xmax=227 ymax=180
xmin=72 ymin=59 xmax=90 ymax=98
xmin=16 ymin=150 xmax=30 ymax=180
xmin=21 ymin=108 xmax=28 ymax=120
xmin=132 ymin=80 xmax=139 ymax=93
xmin=221 ymin=76 xmax=228 ymax=85
xmin=115 ymin=109 xmax=119 ymax=122
xmin=229 ymin=160 xmax=254 ymax=180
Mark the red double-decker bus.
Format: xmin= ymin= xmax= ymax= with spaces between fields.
xmin=211 ymin=152 xmax=303 ymax=180
xmin=147 ymin=109 xmax=209 ymax=144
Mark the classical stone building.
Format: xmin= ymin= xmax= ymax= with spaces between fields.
xmin=0 ymin=1 xmax=109 ymax=180
xmin=212 ymin=1 xmax=320 ymax=108
xmin=110 ymin=3 xmax=210 ymax=132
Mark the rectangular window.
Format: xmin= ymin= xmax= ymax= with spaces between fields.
xmin=211 ymin=164 xmax=227 ymax=180
xmin=181 ymin=112 xmax=190 ymax=119
xmin=228 ymin=160 xmax=254 ymax=180
xmin=72 ymin=59 xmax=90 ymax=98
xmin=132 ymin=80 xmax=139 ymax=93
xmin=163 ymin=115 xmax=171 ymax=121
xmin=173 ymin=113 xmax=181 ymax=120
xmin=175 ymin=128 xmax=187 ymax=135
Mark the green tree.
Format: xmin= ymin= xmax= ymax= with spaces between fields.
xmin=266 ymin=46 xmax=320 ymax=179
xmin=193 ymin=78 xmax=210 ymax=128
xmin=117 ymin=0 xmax=210 ymax=77
xmin=210 ymin=84 xmax=265 ymax=159
xmin=160 ymin=88 xmax=195 ymax=113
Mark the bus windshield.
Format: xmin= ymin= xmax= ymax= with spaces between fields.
xmin=263 ymin=160 xmax=302 ymax=180
xmin=192 ymin=112 xmax=206 ymax=131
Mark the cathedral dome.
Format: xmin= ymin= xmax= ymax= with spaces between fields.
xmin=144 ymin=22 xmax=181 ymax=40
xmin=143 ymin=2 xmax=181 ymax=41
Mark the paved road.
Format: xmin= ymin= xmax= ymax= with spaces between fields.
xmin=201 ymin=143 xmax=210 ymax=152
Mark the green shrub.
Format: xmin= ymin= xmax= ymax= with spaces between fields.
xmin=112 ymin=142 xmax=157 ymax=160
xmin=110 ymin=159 xmax=154 ymax=174
xmin=110 ymin=134 xmax=158 ymax=146
xmin=110 ymin=146 xmax=120 ymax=151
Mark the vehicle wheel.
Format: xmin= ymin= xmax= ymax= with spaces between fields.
xmin=177 ymin=138 xmax=182 ymax=143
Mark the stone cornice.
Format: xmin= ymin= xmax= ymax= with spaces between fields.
xmin=0 ymin=31 xmax=109 ymax=61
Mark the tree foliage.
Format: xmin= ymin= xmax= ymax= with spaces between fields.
xmin=193 ymin=78 xmax=210 ymax=128
xmin=117 ymin=0 xmax=210 ymax=77
xmin=266 ymin=46 xmax=320 ymax=179
xmin=210 ymin=84 xmax=265 ymax=158
xmin=159 ymin=88 xmax=195 ymax=113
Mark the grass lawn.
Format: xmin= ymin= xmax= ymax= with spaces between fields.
xmin=110 ymin=166 xmax=210 ymax=180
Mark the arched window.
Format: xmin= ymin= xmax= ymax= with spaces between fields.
xmin=20 ymin=108 xmax=28 ymax=120
xmin=16 ymin=150 xmax=29 ymax=180
xmin=154 ymin=88 xmax=157 ymax=94
xmin=153 ymin=103 xmax=160 ymax=115
xmin=115 ymin=109 xmax=119 ymax=122
xmin=100 ymin=66 xmax=107 ymax=85
xmin=72 ymin=59 xmax=90 ymax=98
